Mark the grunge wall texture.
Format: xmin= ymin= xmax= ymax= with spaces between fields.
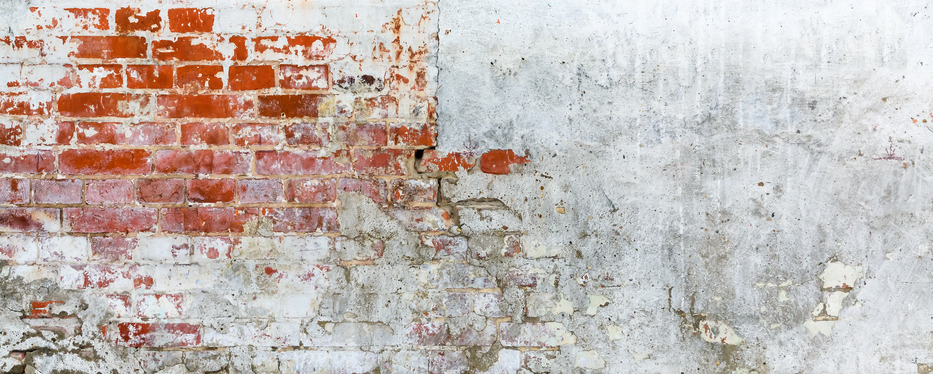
xmin=0 ymin=0 xmax=931 ymax=372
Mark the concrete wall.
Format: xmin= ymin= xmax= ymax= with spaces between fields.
xmin=0 ymin=0 xmax=931 ymax=372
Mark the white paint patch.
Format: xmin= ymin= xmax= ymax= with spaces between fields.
xmin=586 ymin=295 xmax=610 ymax=315
xmin=818 ymin=261 xmax=862 ymax=290
xmin=574 ymin=351 xmax=606 ymax=369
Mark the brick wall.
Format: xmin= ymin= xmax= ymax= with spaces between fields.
xmin=0 ymin=1 xmax=542 ymax=372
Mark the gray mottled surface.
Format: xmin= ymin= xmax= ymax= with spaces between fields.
xmin=438 ymin=0 xmax=933 ymax=372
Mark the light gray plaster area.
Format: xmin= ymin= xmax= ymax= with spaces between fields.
xmin=439 ymin=0 xmax=933 ymax=372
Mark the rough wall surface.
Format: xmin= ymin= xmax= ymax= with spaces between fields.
xmin=1 ymin=0 xmax=931 ymax=373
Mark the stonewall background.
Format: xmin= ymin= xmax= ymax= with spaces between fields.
xmin=0 ymin=0 xmax=931 ymax=373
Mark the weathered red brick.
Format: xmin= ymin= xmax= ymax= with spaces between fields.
xmin=32 ymin=179 xmax=82 ymax=204
xmin=353 ymin=149 xmax=412 ymax=176
xmin=425 ymin=235 xmax=468 ymax=260
xmin=407 ymin=322 xmax=449 ymax=346
xmin=64 ymin=8 xmax=110 ymax=31
xmin=229 ymin=65 xmax=275 ymax=90
xmin=230 ymin=36 xmax=248 ymax=61
xmin=60 ymin=149 xmax=151 ymax=175
xmin=76 ymin=64 xmax=122 ymax=88
xmin=85 ymin=179 xmax=134 ymax=205
xmin=126 ymin=122 xmax=177 ymax=145
xmin=391 ymin=179 xmax=437 ymax=204
xmin=24 ymin=121 xmax=74 ymax=145
xmin=63 ymin=264 xmax=151 ymax=290
xmin=71 ymin=122 xmax=174 ymax=146
xmin=176 ymin=65 xmax=224 ymax=90
xmin=156 ymin=95 xmax=253 ymax=119
xmin=0 ymin=93 xmax=51 ymax=115
xmin=19 ymin=65 xmax=75 ymax=88
xmin=0 ymin=37 xmax=44 ymax=62
xmin=160 ymin=207 xmax=258 ymax=233
xmin=0 ymin=208 xmax=60 ymax=232
xmin=238 ymin=179 xmax=284 ymax=203
xmin=58 ymin=93 xmax=150 ymax=118
xmin=0 ymin=120 xmax=22 ymax=146
xmin=255 ymin=150 xmax=350 ymax=175
xmin=136 ymin=179 xmax=184 ymax=203
xmin=74 ymin=122 xmax=123 ymax=144
xmin=480 ymin=149 xmax=530 ymax=175
xmin=91 ymin=237 xmax=136 ymax=262
xmin=267 ymin=207 xmax=338 ymax=233
xmin=126 ymin=65 xmax=173 ymax=89
xmin=390 ymin=123 xmax=436 ymax=147
xmin=232 ymin=123 xmax=282 ymax=146
xmin=0 ymin=151 xmax=54 ymax=174
xmin=0 ymin=179 xmax=29 ymax=204
xmin=257 ymin=95 xmax=327 ymax=118
xmin=280 ymin=65 xmax=329 ymax=90
xmin=115 ymin=8 xmax=161 ymax=33
xmin=153 ymin=37 xmax=221 ymax=61
xmin=136 ymin=294 xmax=184 ymax=318
xmin=253 ymin=36 xmax=336 ymax=60
xmin=337 ymin=123 xmax=387 ymax=146
xmin=283 ymin=122 xmax=328 ymax=146
xmin=338 ymin=178 xmax=386 ymax=203
xmin=192 ymin=237 xmax=232 ymax=261
xmin=167 ymin=8 xmax=214 ymax=33
xmin=64 ymin=208 xmax=158 ymax=233
xmin=69 ymin=36 xmax=147 ymax=59
xmin=111 ymin=322 xmax=200 ymax=347
xmin=417 ymin=150 xmax=475 ymax=173
xmin=179 ymin=122 xmax=227 ymax=145
xmin=155 ymin=150 xmax=250 ymax=175
xmin=286 ymin=179 xmax=335 ymax=203
xmin=356 ymin=95 xmax=398 ymax=119
xmin=104 ymin=294 xmax=131 ymax=318
xmin=187 ymin=179 xmax=235 ymax=203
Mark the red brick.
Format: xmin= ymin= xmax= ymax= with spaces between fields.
xmin=115 ymin=8 xmax=161 ymax=33
xmin=126 ymin=65 xmax=173 ymax=89
xmin=153 ymin=37 xmax=221 ymax=61
xmin=232 ymin=123 xmax=282 ymax=146
xmin=280 ymin=65 xmax=329 ymax=90
xmin=337 ymin=123 xmax=387 ymax=146
xmin=286 ymin=179 xmax=335 ymax=203
xmin=230 ymin=36 xmax=248 ymax=61
xmin=187 ymin=179 xmax=234 ymax=203
xmin=0 ymin=179 xmax=29 ymax=204
xmin=64 ymin=8 xmax=110 ymax=31
xmin=69 ymin=36 xmax=147 ymax=59
xmin=176 ymin=65 xmax=224 ymax=90
xmin=58 ymin=93 xmax=150 ymax=118
xmin=180 ymin=122 xmax=228 ymax=145
xmin=267 ymin=207 xmax=338 ymax=233
xmin=71 ymin=122 xmax=174 ymax=146
xmin=76 ymin=64 xmax=122 ymax=88
xmin=155 ymin=150 xmax=250 ymax=175
xmin=111 ymin=322 xmax=200 ymax=347
xmin=353 ymin=149 xmax=411 ymax=176
xmin=257 ymin=95 xmax=327 ymax=118
xmin=0 ymin=93 xmax=51 ymax=115
xmin=24 ymin=121 xmax=74 ymax=145
xmin=136 ymin=294 xmax=184 ymax=318
xmin=0 ymin=120 xmax=22 ymax=146
xmin=391 ymin=179 xmax=437 ymax=204
xmin=283 ymin=123 xmax=328 ymax=146
xmin=238 ymin=179 xmax=283 ymax=203
xmin=74 ymin=122 xmax=123 ymax=144
xmin=32 ymin=179 xmax=82 ymax=204
xmin=390 ymin=123 xmax=436 ymax=147
xmin=255 ymin=150 xmax=350 ymax=175
xmin=64 ymin=264 xmax=151 ymax=290
xmin=60 ymin=149 xmax=151 ymax=175
xmin=425 ymin=235 xmax=468 ymax=259
xmin=0 ymin=208 xmax=60 ymax=232
xmin=156 ymin=95 xmax=253 ymax=119
xmin=229 ymin=65 xmax=275 ymax=91
xmin=160 ymin=207 xmax=258 ymax=233
xmin=253 ymin=36 xmax=336 ymax=60
xmin=91 ymin=237 xmax=136 ymax=262
xmin=85 ymin=179 xmax=133 ymax=205
xmin=0 ymin=151 xmax=54 ymax=174
xmin=480 ymin=149 xmax=530 ymax=175
xmin=167 ymin=8 xmax=214 ymax=33
xmin=339 ymin=178 xmax=386 ymax=203
xmin=28 ymin=300 xmax=64 ymax=318
xmin=136 ymin=179 xmax=184 ymax=203
xmin=64 ymin=208 xmax=157 ymax=233
xmin=417 ymin=151 xmax=475 ymax=173
xmin=126 ymin=122 xmax=177 ymax=145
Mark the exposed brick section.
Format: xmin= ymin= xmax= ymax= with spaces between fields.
xmin=33 ymin=179 xmax=83 ymax=204
xmin=187 ymin=179 xmax=235 ymax=203
xmin=0 ymin=93 xmax=51 ymax=116
xmin=257 ymin=95 xmax=327 ymax=118
xmin=91 ymin=237 xmax=136 ymax=262
xmin=480 ymin=149 xmax=530 ymax=175
xmin=58 ymin=93 xmax=150 ymax=118
xmin=60 ymin=149 xmax=151 ymax=175
xmin=338 ymin=123 xmax=388 ymax=146
xmin=176 ymin=65 xmax=224 ymax=90
xmin=85 ymin=179 xmax=134 ymax=205
xmin=390 ymin=123 xmax=436 ymax=147
xmin=253 ymin=36 xmax=337 ymax=60
xmin=0 ymin=151 xmax=55 ymax=174
xmin=0 ymin=179 xmax=30 ymax=204
xmin=233 ymin=123 xmax=282 ymax=146
xmin=283 ymin=123 xmax=328 ymax=146
xmin=0 ymin=121 xmax=23 ymax=146
xmin=153 ymin=37 xmax=222 ymax=61
xmin=157 ymin=95 xmax=253 ymax=119
xmin=110 ymin=322 xmax=200 ymax=347
xmin=339 ymin=178 xmax=387 ymax=203
xmin=69 ymin=36 xmax=147 ymax=59
xmin=155 ymin=150 xmax=250 ymax=175
xmin=64 ymin=8 xmax=110 ymax=31
xmin=136 ymin=179 xmax=184 ymax=203
xmin=167 ymin=8 xmax=214 ymax=33
xmin=181 ymin=122 xmax=229 ymax=145
xmin=255 ymin=150 xmax=350 ymax=175
xmin=286 ymin=179 xmax=335 ymax=203
xmin=77 ymin=65 xmax=123 ymax=88
xmin=0 ymin=208 xmax=60 ymax=232
xmin=126 ymin=65 xmax=173 ymax=89
xmin=229 ymin=65 xmax=276 ymax=91
xmin=161 ymin=207 xmax=258 ymax=233
xmin=417 ymin=151 xmax=476 ymax=173
xmin=353 ymin=149 xmax=412 ymax=176
xmin=64 ymin=208 xmax=158 ymax=233
xmin=238 ymin=179 xmax=284 ymax=203
xmin=115 ymin=8 xmax=162 ymax=33
xmin=280 ymin=65 xmax=329 ymax=90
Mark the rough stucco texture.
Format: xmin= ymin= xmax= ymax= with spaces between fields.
xmin=0 ymin=0 xmax=931 ymax=373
